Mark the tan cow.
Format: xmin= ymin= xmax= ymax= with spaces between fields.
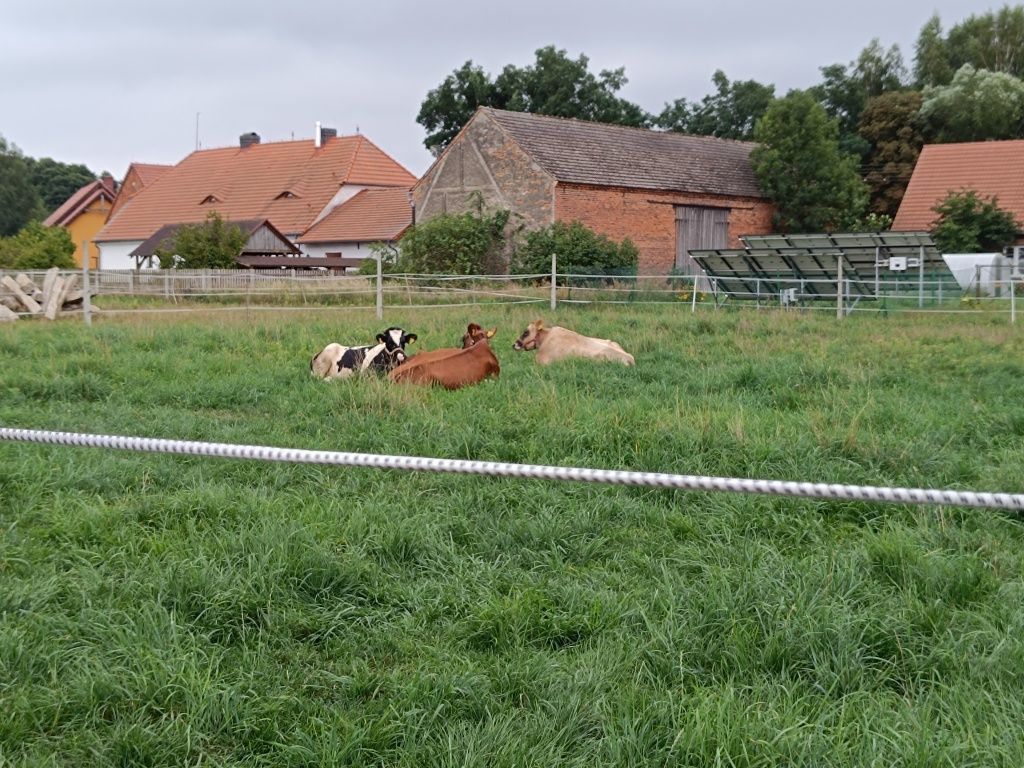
xmin=388 ymin=323 xmax=500 ymax=390
xmin=512 ymin=319 xmax=635 ymax=365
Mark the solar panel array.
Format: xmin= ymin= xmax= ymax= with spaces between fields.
xmin=691 ymin=232 xmax=953 ymax=301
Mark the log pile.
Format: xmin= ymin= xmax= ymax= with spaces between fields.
xmin=0 ymin=267 xmax=88 ymax=322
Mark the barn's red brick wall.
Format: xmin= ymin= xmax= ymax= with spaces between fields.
xmin=555 ymin=184 xmax=775 ymax=273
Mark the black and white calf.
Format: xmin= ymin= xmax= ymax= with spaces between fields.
xmin=310 ymin=327 xmax=418 ymax=380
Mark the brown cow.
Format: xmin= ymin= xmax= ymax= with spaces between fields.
xmin=389 ymin=323 xmax=500 ymax=390
xmin=513 ymin=319 xmax=634 ymax=365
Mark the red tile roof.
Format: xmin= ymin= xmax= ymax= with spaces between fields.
xmin=131 ymin=163 xmax=173 ymax=187
xmin=43 ymin=176 xmax=117 ymax=227
xmin=893 ymin=140 xmax=1024 ymax=232
xmin=299 ymin=187 xmax=413 ymax=243
xmin=97 ymin=135 xmax=416 ymax=242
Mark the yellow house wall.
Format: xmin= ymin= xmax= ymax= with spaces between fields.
xmin=65 ymin=198 xmax=111 ymax=268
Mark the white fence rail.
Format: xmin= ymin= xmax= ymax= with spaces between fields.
xmin=1 ymin=260 xmax=1021 ymax=324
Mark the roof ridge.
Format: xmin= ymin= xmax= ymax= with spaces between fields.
xmin=482 ymin=106 xmax=758 ymax=147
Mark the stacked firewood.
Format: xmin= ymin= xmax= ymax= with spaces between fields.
xmin=0 ymin=267 xmax=89 ymax=322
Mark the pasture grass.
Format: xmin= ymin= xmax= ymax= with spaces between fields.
xmin=2 ymin=304 xmax=1024 ymax=766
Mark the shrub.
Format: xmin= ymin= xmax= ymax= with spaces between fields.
xmin=155 ymin=212 xmax=246 ymax=269
xmin=397 ymin=200 xmax=509 ymax=275
xmin=931 ymin=190 xmax=1021 ymax=253
xmin=0 ymin=222 xmax=76 ymax=269
xmin=511 ymin=220 xmax=638 ymax=275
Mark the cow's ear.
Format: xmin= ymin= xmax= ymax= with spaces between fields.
xmin=534 ymin=319 xmax=544 ymax=329
xmin=485 ymin=328 xmax=496 ymax=338
xmin=405 ymin=333 xmax=417 ymax=344
xmin=376 ymin=333 xmax=387 ymax=343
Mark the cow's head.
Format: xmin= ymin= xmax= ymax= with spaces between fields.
xmin=513 ymin=319 xmax=544 ymax=351
xmin=376 ymin=327 xmax=417 ymax=367
xmin=462 ymin=323 xmax=497 ymax=349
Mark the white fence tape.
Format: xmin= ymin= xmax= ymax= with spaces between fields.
xmin=3 ymin=427 xmax=1023 ymax=511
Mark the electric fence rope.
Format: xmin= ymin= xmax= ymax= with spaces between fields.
xmin=3 ymin=428 xmax=1023 ymax=511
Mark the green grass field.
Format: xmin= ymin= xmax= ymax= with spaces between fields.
xmin=2 ymin=305 xmax=1024 ymax=766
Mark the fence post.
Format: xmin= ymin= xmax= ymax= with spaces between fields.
xmin=376 ymin=251 xmax=383 ymax=320
xmin=836 ymin=257 xmax=844 ymax=320
xmin=1011 ymin=277 xmax=1016 ymax=324
xmin=550 ymin=253 xmax=557 ymax=311
xmin=81 ymin=241 xmax=92 ymax=327
xmin=691 ymin=275 xmax=698 ymax=314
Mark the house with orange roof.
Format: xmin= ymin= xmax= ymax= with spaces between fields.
xmin=893 ymin=140 xmax=1024 ymax=245
xmin=108 ymin=162 xmax=172 ymax=220
xmin=94 ymin=126 xmax=416 ymax=269
xmin=43 ymin=174 xmax=118 ymax=269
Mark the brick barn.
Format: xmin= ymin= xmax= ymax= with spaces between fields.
xmin=412 ymin=107 xmax=774 ymax=273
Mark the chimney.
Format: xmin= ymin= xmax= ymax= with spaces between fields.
xmin=239 ymin=132 xmax=260 ymax=149
xmin=320 ymin=126 xmax=337 ymax=143
xmin=314 ymin=120 xmax=322 ymax=148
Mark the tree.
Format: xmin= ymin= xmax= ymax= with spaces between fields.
xmin=397 ymin=198 xmax=510 ymax=274
xmin=750 ymin=91 xmax=868 ymax=233
xmin=155 ymin=212 xmax=246 ymax=269
xmin=416 ymin=62 xmax=498 ymax=155
xmin=417 ymin=46 xmax=649 ymax=153
xmin=0 ymin=136 xmax=43 ymax=237
xmin=914 ymin=14 xmax=953 ymax=87
xmin=511 ymin=220 xmax=638 ymax=275
xmin=656 ymin=70 xmax=775 ymax=140
xmin=914 ymin=7 xmax=1024 ymax=86
xmin=919 ymin=64 xmax=1024 ymax=142
xmin=26 ymin=157 xmax=97 ymax=215
xmin=858 ymin=91 xmax=925 ymax=217
xmin=811 ymin=40 xmax=907 ymax=158
xmin=0 ymin=221 xmax=76 ymax=269
xmin=931 ymin=190 xmax=1021 ymax=253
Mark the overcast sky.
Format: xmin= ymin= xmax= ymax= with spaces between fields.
xmin=0 ymin=0 xmax=1000 ymax=180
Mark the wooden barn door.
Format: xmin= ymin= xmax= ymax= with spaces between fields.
xmin=675 ymin=206 xmax=730 ymax=274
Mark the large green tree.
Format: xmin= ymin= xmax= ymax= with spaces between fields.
xmin=656 ymin=70 xmax=774 ymax=140
xmin=751 ymin=91 xmax=868 ymax=233
xmin=416 ymin=62 xmax=498 ymax=156
xmin=919 ymin=64 xmax=1024 ymax=142
xmin=0 ymin=136 xmax=44 ymax=237
xmin=811 ymin=39 xmax=907 ymax=158
xmin=931 ymin=190 xmax=1022 ymax=253
xmin=858 ymin=91 xmax=925 ymax=217
xmin=417 ymin=46 xmax=649 ymax=154
xmin=915 ymin=6 xmax=1024 ymax=86
xmin=26 ymin=157 xmax=98 ymax=215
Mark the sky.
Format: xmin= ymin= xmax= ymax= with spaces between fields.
xmin=0 ymin=0 xmax=1002 ymax=180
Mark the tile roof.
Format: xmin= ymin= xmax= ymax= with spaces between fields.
xmin=483 ymin=107 xmax=765 ymax=198
xmin=893 ymin=140 xmax=1024 ymax=232
xmin=299 ymin=187 xmax=412 ymax=243
xmin=131 ymin=163 xmax=172 ymax=185
xmin=43 ymin=176 xmax=117 ymax=227
xmin=97 ymin=134 xmax=416 ymax=242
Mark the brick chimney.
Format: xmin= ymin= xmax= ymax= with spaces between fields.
xmin=239 ymin=132 xmax=261 ymax=149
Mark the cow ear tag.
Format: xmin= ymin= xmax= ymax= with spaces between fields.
xmin=486 ymin=329 xmax=496 ymax=338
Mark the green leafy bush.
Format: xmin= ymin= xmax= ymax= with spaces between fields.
xmin=931 ymin=190 xmax=1021 ymax=253
xmin=510 ymin=220 xmax=638 ymax=275
xmin=397 ymin=203 xmax=509 ymax=275
xmin=155 ymin=212 xmax=247 ymax=269
xmin=0 ymin=222 xmax=76 ymax=269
